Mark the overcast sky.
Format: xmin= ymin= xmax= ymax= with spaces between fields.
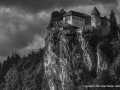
xmin=0 ymin=0 xmax=120 ymax=62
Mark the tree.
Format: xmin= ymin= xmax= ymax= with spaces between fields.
xmin=109 ymin=10 xmax=118 ymax=38
xmin=109 ymin=10 xmax=117 ymax=23
xmin=4 ymin=66 xmax=18 ymax=90
xmin=50 ymin=11 xmax=60 ymax=23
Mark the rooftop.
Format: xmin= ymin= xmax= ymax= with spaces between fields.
xmin=91 ymin=7 xmax=100 ymax=15
xmin=101 ymin=16 xmax=109 ymax=20
xmin=63 ymin=11 xmax=91 ymax=18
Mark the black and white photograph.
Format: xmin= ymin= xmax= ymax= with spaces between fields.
xmin=0 ymin=0 xmax=120 ymax=90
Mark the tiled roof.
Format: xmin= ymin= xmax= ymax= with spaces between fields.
xmin=63 ymin=11 xmax=91 ymax=18
xmin=91 ymin=7 xmax=100 ymax=15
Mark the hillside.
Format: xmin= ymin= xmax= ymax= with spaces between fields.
xmin=0 ymin=48 xmax=50 ymax=90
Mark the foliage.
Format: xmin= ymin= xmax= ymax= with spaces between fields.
xmin=109 ymin=10 xmax=118 ymax=39
xmin=48 ymin=9 xmax=66 ymax=28
xmin=0 ymin=48 xmax=49 ymax=90
xmin=50 ymin=9 xmax=66 ymax=23
xmin=97 ymin=39 xmax=114 ymax=63
xmin=0 ymin=54 xmax=21 ymax=84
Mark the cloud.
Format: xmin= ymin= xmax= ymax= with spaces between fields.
xmin=92 ymin=0 xmax=118 ymax=5
xmin=19 ymin=35 xmax=45 ymax=56
xmin=0 ymin=7 xmax=49 ymax=62
xmin=0 ymin=0 xmax=118 ymax=12
xmin=0 ymin=0 xmax=92 ymax=12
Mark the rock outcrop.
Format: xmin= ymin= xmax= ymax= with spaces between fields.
xmin=44 ymin=9 xmax=120 ymax=90
xmin=44 ymin=23 xmax=97 ymax=90
xmin=97 ymin=48 xmax=108 ymax=76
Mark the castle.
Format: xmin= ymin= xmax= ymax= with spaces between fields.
xmin=62 ymin=7 xmax=110 ymax=36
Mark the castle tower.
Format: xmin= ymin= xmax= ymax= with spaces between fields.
xmin=91 ymin=7 xmax=101 ymax=28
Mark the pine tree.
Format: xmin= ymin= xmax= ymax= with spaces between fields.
xmin=109 ymin=10 xmax=118 ymax=39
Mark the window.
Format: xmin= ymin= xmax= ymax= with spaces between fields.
xmin=72 ymin=16 xmax=74 ymax=19
xmin=65 ymin=16 xmax=70 ymax=21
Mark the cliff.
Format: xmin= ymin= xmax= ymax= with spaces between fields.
xmin=44 ymin=10 xmax=120 ymax=90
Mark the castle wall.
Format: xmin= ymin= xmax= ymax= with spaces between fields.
xmin=72 ymin=16 xmax=85 ymax=28
xmin=63 ymin=16 xmax=73 ymax=25
xmin=63 ymin=16 xmax=85 ymax=28
xmin=91 ymin=15 xmax=101 ymax=28
xmin=83 ymin=25 xmax=94 ymax=33
xmin=101 ymin=19 xmax=110 ymax=36
xmin=85 ymin=18 xmax=91 ymax=25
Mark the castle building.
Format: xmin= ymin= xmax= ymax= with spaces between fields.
xmin=91 ymin=7 xmax=110 ymax=36
xmin=91 ymin=7 xmax=101 ymax=28
xmin=63 ymin=7 xmax=110 ymax=36
xmin=63 ymin=11 xmax=91 ymax=28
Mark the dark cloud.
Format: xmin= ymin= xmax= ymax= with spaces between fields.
xmin=0 ymin=0 xmax=92 ymax=12
xmin=92 ymin=0 xmax=118 ymax=4
xmin=0 ymin=8 xmax=49 ymax=58
xmin=0 ymin=0 xmax=118 ymax=12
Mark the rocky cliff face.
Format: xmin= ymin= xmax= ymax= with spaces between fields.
xmin=97 ymin=48 xmax=108 ymax=76
xmin=44 ymin=24 xmax=97 ymax=90
xmin=44 ymin=11 xmax=120 ymax=90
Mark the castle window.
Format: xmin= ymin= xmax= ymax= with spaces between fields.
xmin=73 ymin=16 xmax=74 ymax=19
